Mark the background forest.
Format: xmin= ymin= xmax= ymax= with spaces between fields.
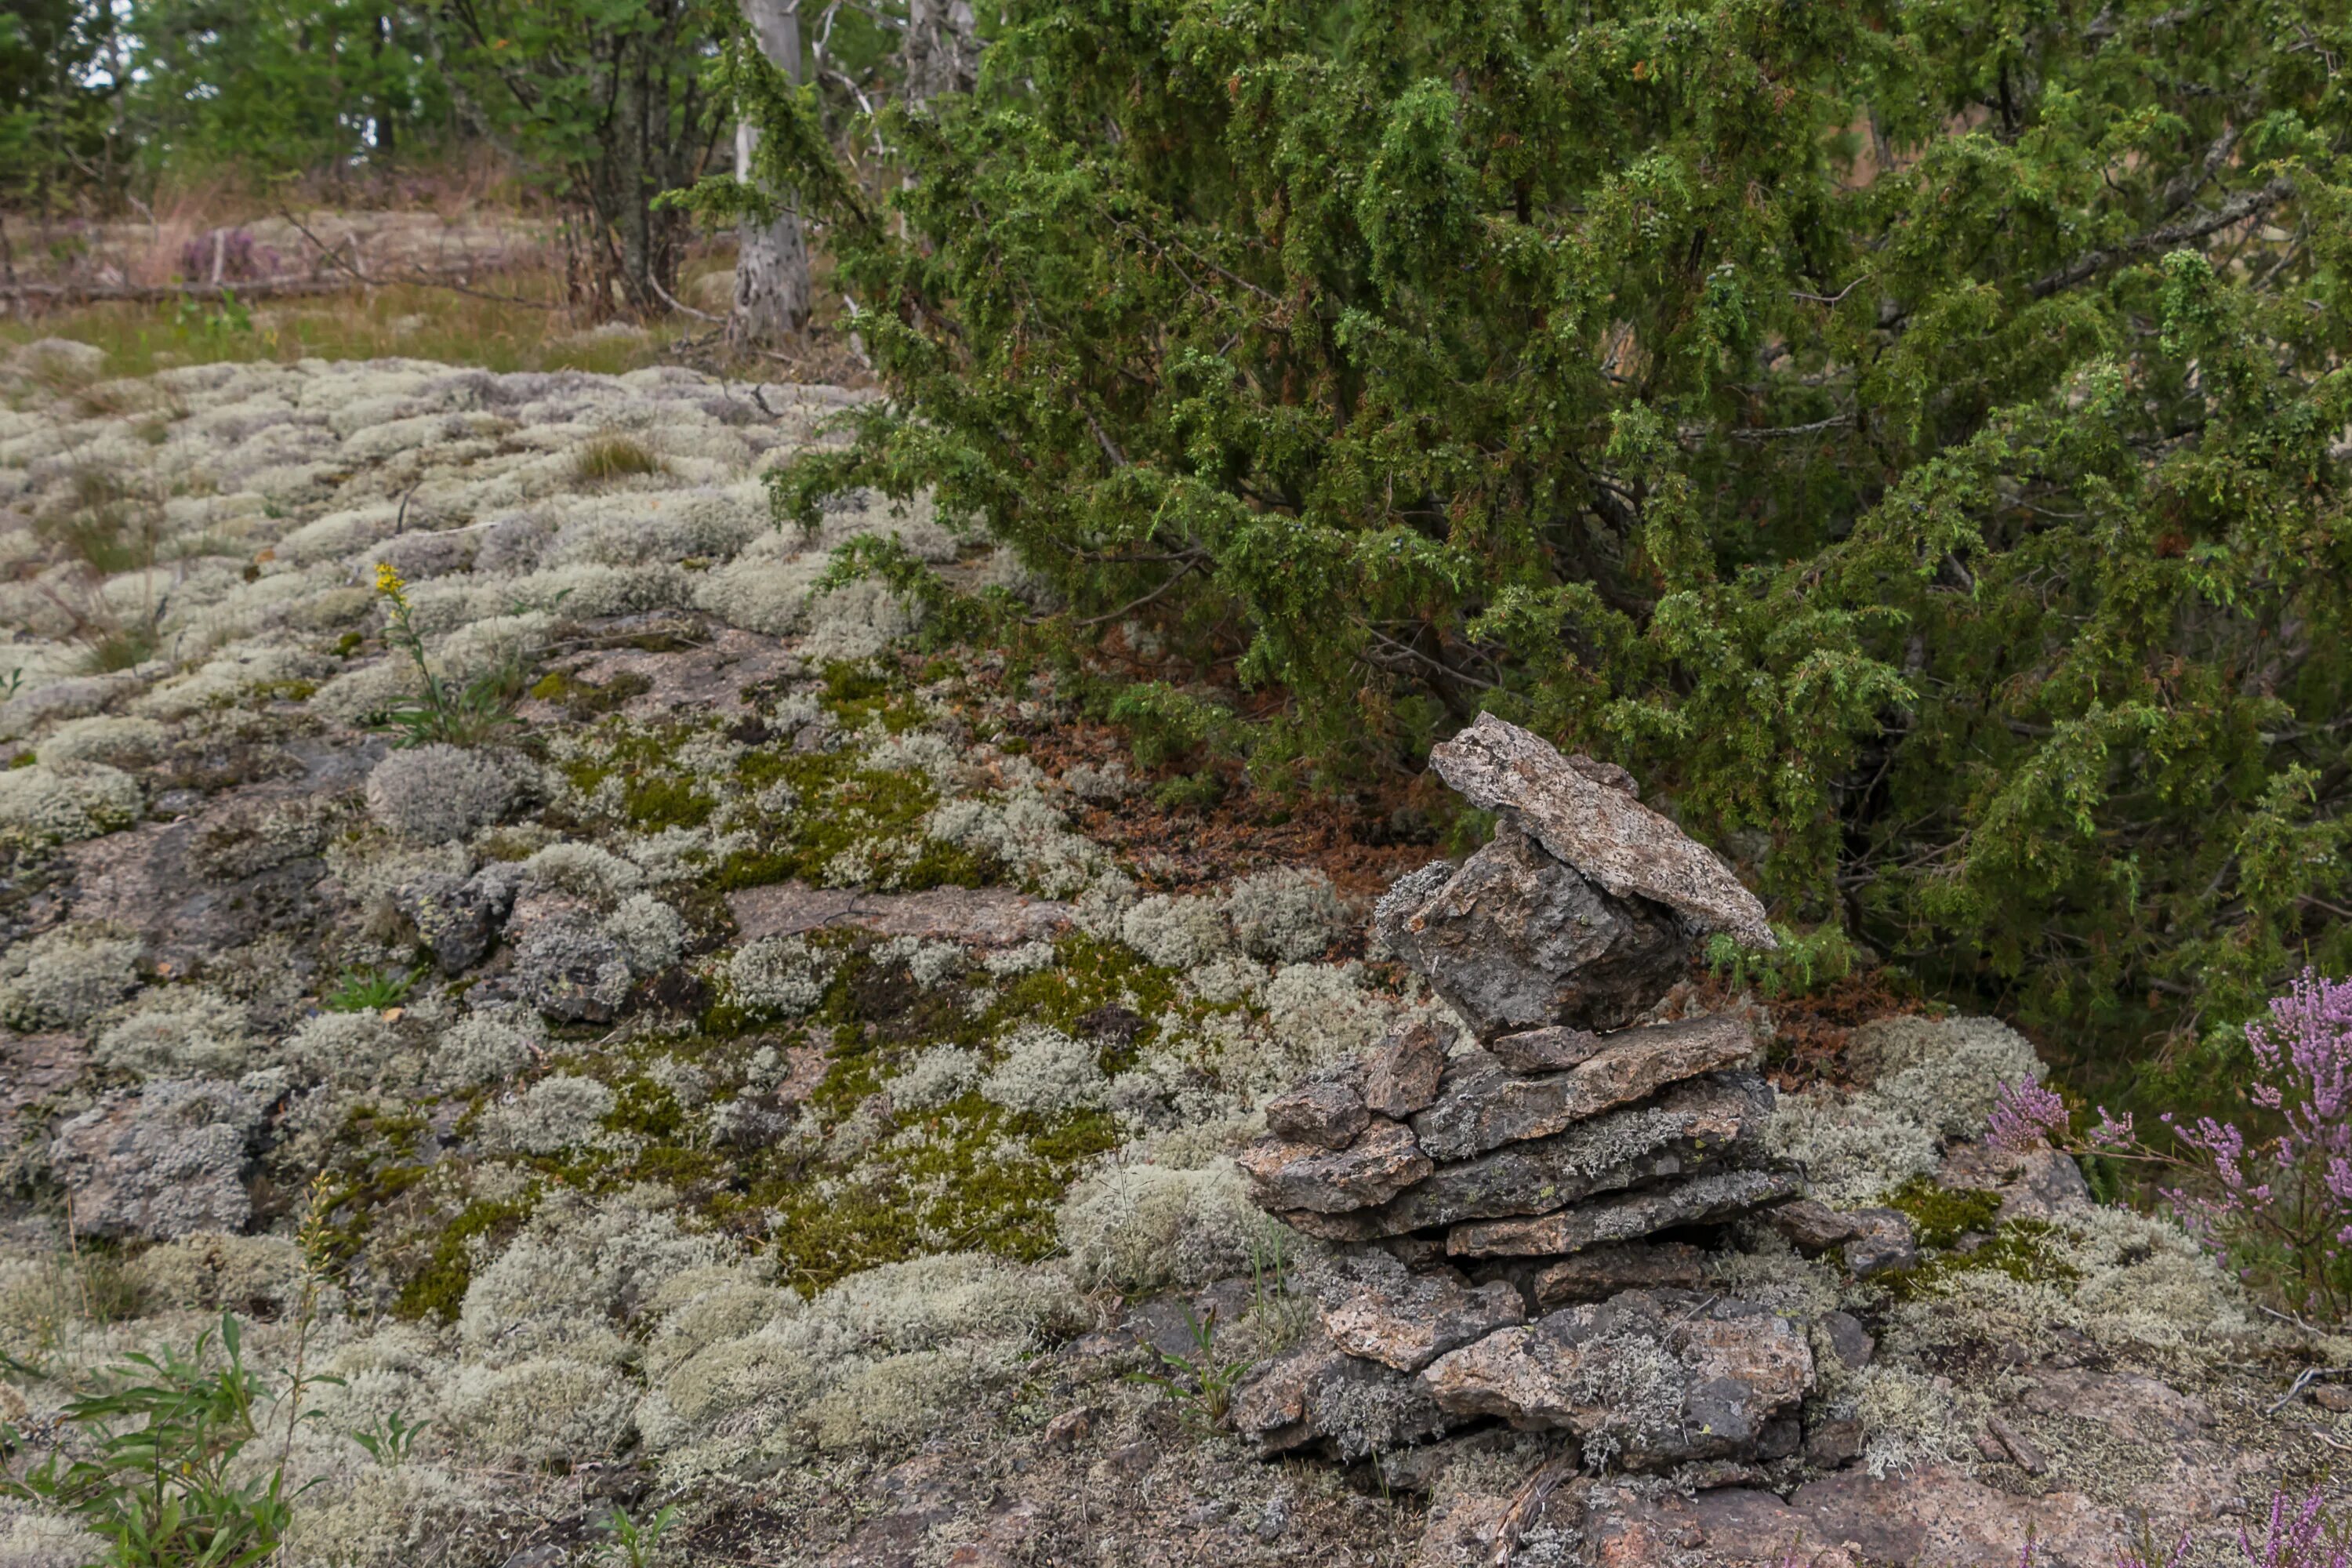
xmin=8 ymin=0 xmax=2352 ymax=1102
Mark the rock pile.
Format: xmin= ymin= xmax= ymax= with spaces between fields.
xmin=1232 ymin=714 xmax=1815 ymax=1468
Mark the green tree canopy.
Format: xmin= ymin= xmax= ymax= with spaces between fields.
xmin=738 ymin=0 xmax=2352 ymax=1068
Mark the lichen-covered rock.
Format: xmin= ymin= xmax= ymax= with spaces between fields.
xmin=1446 ymin=1167 xmax=1800 ymax=1258
xmin=1229 ymin=1326 xmax=1451 ymax=1458
xmin=1486 ymin=1023 xmax=1609 ymax=1073
xmin=1425 ymin=714 xmax=1774 ymax=949
xmin=1418 ymin=1289 xmax=1813 ymax=1468
xmin=1314 ymin=1253 xmax=1525 ymax=1374
xmin=513 ymin=915 xmax=633 ymax=1022
xmin=48 ymin=1075 xmax=278 ymax=1239
xmin=1840 ymin=1208 xmax=1918 ymax=1277
xmin=1761 ymin=1198 xmax=1861 ymax=1256
xmin=1279 ymin=1072 xmax=1773 ymax=1241
xmin=1372 ymin=822 xmax=1690 ymax=1036
xmin=395 ymin=863 xmax=519 ymax=974
xmin=1407 ymin=1014 xmax=1758 ymax=1163
xmin=1235 ymin=1118 xmax=1433 ymax=1214
xmin=1263 ymin=1071 xmax=1370 ymax=1149
xmin=1361 ymin=1018 xmax=1450 ymax=1118
xmin=1936 ymin=1141 xmax=2094 ymax=1223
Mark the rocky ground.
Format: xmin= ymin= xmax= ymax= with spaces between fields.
xmin=0 ymin=336 xmax=2347 ymax=1568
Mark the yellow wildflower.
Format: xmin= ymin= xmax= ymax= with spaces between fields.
xmin=373 ymin=561 xmax=409 ymax=607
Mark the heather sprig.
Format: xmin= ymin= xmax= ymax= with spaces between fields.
xmin=2068 ymin=971 xmax=2352 ymax=1319
xmin=1987 ymin=1078 xmax=2071 ymax=1155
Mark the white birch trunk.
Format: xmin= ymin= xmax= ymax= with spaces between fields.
xmin=903 ymin=0 xmax=978 ymax=108
xmin=730 ymin=0 xmax=812 ymax=347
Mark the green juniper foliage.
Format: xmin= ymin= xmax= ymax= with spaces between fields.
xmin=706 ymin=0 xmax=2352 ymax=1070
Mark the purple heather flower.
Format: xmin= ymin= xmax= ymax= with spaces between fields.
xmin=1987 ymin=1077 xmax=2070 ymax=1153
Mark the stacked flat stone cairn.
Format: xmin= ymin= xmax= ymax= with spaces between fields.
xmin=1229 ymin=714 xmax=1821 ymax=1470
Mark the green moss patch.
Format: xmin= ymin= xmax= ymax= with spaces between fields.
xmin=1879 ymin=1219 xmax=2085 ymax=1301
xmin=393 ymin=1189 xmax=543 ymax=1323
xmin=1885 ymin=1176 xmax=2004 ymax=1250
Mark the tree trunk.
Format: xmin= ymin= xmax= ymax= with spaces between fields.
xmin=903 ymin=0 xmax=978 ymax=107
xmin=730 ymin=0 xmax=811 ymax=348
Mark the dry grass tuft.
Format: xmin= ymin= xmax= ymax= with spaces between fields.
xmin=571 ymin=433 xmax=666 ymax=485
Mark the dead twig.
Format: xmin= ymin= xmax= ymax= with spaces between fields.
xmin=1489 ymin=1450 xmax=1579 ymax=1567
xmin=2269 ymin=1365 xmax=2350 ymax=1416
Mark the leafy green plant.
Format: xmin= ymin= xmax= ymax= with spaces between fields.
xmin=593 ymin=1501 xmax=681 ymax=1568
xmin=1127 ymin=1305 xmax=1250 ymax=1429
xmin=0 ymin=1313 xmax=302 ymax=1568
xmin=365 ymin=561 xmax=522 ymax=748
xmin=170 ymin=287 xmax=252 ymax=349
xmin=324 ymin=965 xmax=422 ymax=1014
xmin=350 ymin=1411 xmax=429 ymax=1468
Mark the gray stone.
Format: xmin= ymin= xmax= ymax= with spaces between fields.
xmin=1236 ymin=1118 xmax=1432 ymax=1214
xmin=48 ymin=1074 xmax=279 ymax=1239
xmin=1762 ymin=1198 xmax=1860 ymax=1255
xmin=1361 ymin=1019 xmax=1450 ymax=1118
xmin=1818 ymin=1310 xmax=1875 ymax=1371
xmin=1292 ymin=1072 xmax=1773 ymax=1240
xmin=1408 ymin=1014 xmax=1759 ymax=1163
xmin=1842 ymin=1209 xmax=1918 ymax=1276
xmin=1373 ymin=822 xmax=1691 ymax=1036
xmin=1264 ymin=1073 xmax=1370 ymax=1149
xmin=1418 ymin=1289 xmax=1813 ymax=1468
xmin=1447 ymin=1167 xmax=1801 ymax=1258
xmin=1425 ymin=714 xmax=1775 ymax=949
xmin=1316 ymin=1253 xmax=1525 ymax=1373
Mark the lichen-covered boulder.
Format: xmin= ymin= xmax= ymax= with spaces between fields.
xmin=1229 ymin=1324 xmax=1452 ymax=1459
xmin=513 ymin=914 xmax=633 ymax=1023
xmin=1274 ymin=1071 xmax=1775 ymax=1242
xmin=1315 ymin=1251 xmax=1526 ymax=1374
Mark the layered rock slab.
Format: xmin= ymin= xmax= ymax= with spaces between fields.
xmin=1426 ymin=712 xmax=1776 ymax=949
xmin=1269 ymin=1070 xmax=1773 ymax=1242
xmin=1406 ymin=1012 xmax=1759 ymax=1163
xmin=1418 ymin=1289 xmax=1813 ymax=1468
